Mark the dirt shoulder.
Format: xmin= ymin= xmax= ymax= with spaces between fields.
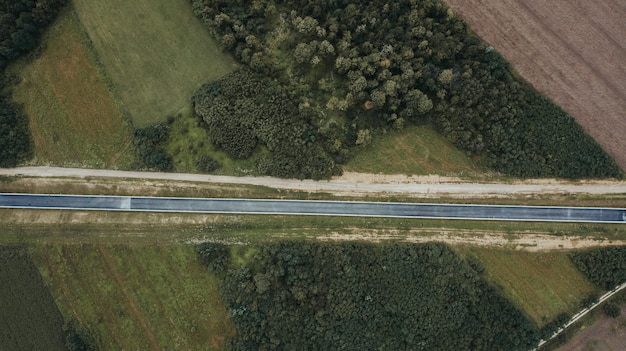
xmin=1 ymin=167 xmax=626 ymax=199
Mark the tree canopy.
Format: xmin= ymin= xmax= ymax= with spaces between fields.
xmin=190 ymin=0 xmax=621 ymax=178
xmin=0 ymin=0 xmax=67 ymax=167
xmin=200 ymin=241 xmax=562 ymax=350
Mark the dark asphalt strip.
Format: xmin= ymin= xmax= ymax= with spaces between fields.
xmin=1 ymin=194 xmax=625 ymax=223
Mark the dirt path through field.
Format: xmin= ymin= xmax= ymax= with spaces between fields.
xmin=444 ymin=0 xmax=626 ymax=171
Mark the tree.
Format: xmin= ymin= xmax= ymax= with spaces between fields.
xmin=603 ymin=303 xmax=621 ymax=318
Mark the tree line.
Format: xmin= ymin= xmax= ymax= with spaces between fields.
xmin=0 ymin=0 xmax=66 ymax=167
xmin=569 ymin=246 xmax=626 ymax=290
xmin=190 ymin=0 xmax=622 ymax=178
xmin=198 ymin=241 xmax=568 ymax=350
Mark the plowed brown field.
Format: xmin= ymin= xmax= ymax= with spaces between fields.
xmin=444 ymin=0 xmax=626 ymax=171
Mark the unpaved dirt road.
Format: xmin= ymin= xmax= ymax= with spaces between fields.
xmin=444 ymin=0 xmax=626 ymax=171
xmin=1 ymin=166 xmax=625 ymax=198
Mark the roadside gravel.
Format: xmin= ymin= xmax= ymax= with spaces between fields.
xmin=1 ymin=167 xmax=625 ymax=198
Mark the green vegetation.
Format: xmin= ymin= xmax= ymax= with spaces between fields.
xmin=31 ymin=243 xmax=235 ymax=350
xmin=0 ymin=245 xmax=67 ymax=350
xmin=459 ymin=248 xmax=598 ymax=327
xmin=164 ymin=113 xmax=261 ymax=175
xmin=570 ymin=246 xmax=626 ymax=289
xmin=191 ymin=0 xmax=621 ymax=178
xmin=345 ymin=125 xmax=483 ymax=175
xmin=132 ymin=123 xmax=173 ymax=171
xmin=202 ymin=241 xmax=560 ymax=350
xmin=193 ymin=69 xmax=338 ymax=179
xmin=0 ymin=0 xmax=67 ymax=167
xmin=8 ymin=8 xmax=135 ymax=168
xmin=71 ymin=0 xmax=235 ymax=127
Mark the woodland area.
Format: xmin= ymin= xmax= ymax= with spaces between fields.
xmin=198 ymin=242 xmax=568 ymax=350
xmin=0 ymin=0 xmax=66 ymax=167
xmin=570 ymin=246 xmax=626 ymax=290
xmin=190 ymin=0 xmax=621 ymax=178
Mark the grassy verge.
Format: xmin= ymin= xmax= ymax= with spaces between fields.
xmin=458 ymin=248 xmax=599 ymax=327
xmin=71 ymin=0 xmax=235 ymax=127
xmin=30 ymin=243 xmax=234 ymax=350
xmin=344 ymin=125 xmax=486 ymax=176
xmin=7 ymin=8 xmax=135 ymax=168
xmin=2 ymin=209 xmax=625 ymax=246
xmin=164 ymin=115 xmax=266 ymax=175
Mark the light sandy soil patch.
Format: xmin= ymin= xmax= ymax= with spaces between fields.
xmin=444 ymin=0 xmax=626 ymax=171
xmin=316 ymin=229 xmax=626 ymax=252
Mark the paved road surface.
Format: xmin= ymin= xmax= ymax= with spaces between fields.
xmin=2 ymin=167 xmax=626 ymax=197
xmin=1 ymin=193 xmax=625 ymax=223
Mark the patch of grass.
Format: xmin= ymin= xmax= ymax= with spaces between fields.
xmin=344 ymin=125 xmax=486 ymax=176
xmin=7 ymin=9 xmax=135 ymax=168
xmin=71 ymin=0 xmax=236 ymax=127
xmin=0 ymin=246 xmax=67 ymax=350
xmin=459 ymin=248 xmax=599 ymax=327
xmin=30 ymin=243 xmax=235 ymax=350
xmin=165 ymin=114 xmax=267 ymax=175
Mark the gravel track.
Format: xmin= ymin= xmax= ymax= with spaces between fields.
xmin=1 ymin=167 xmax=625 ymax=198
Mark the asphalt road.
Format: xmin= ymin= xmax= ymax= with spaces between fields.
xmin=1 ymin=193 xmax=625 ymax=223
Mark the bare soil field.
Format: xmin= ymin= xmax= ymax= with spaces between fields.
xmin=444 ymin=0 xmax=626 ymax=171
xmin=556 ymin=304 xmax=626 ymax=351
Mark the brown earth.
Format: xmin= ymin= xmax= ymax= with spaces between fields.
xmin=556 ymin=304 xmax=626 ymax=351
xmin=444 ymin=0 xmax=626 ymax=171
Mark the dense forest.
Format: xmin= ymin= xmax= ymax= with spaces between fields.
xmin=193 ymin=69 xmax=338 ymax=179
xmin=0 ymin=0 xmax=66 ymax=167
xmin=198 ymin=241 xmax=566 ymax=350
xmin=190 ymin=0 xmax=621 ymax=178
xmin=570 ymin=246 xmax=626 ymax=290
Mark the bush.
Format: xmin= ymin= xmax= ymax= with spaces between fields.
xmin=133 ymin=124 xmax=173 ymax=171
xmin=194 ymin=155 xmax=220 ymax=172
xmin=603 ymin=303 xmax=621 ymax=318
xmin=197 ymin=243 xmax=230 ymax=273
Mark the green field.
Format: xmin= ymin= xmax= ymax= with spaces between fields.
xmin=71 ymin=0 xmax=236 ymax=127
xmin=0 ymin=246 xmax=67 ymax=350
xmin=8 ymin=9 xmax=135 ymax=168
xmin=459 ymin=248 xmax=599 ymax=327
xmin=31 ymin=244 xmax=234 ymax=350
xmin=344 ymin=125 xmax=485 ymax=176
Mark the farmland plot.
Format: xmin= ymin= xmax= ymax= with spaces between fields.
xmin=444 ymin=0 xmax=626 ymax=171
xmin=71 ymin=0 xmax=236 ymax=127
